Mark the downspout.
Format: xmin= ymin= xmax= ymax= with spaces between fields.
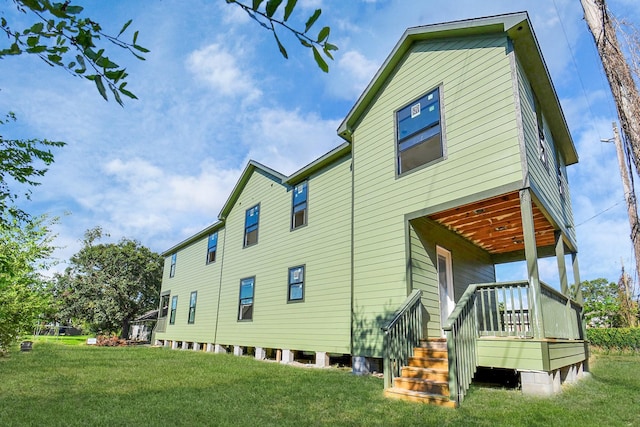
xmin=213 ymin=226 xmax=227 ymax=344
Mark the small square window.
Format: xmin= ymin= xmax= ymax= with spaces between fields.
xmin=288 ymin=265 xmax=304 ymax=302
xmin=244 ymin=205 xmax=259 ymax=247
xmin=291 ymin=182 xmax=308 ymax=230
xmin=207 ymin=232 xmax=218 ymax=264
xmin=238 ymin=277 xmax=255 ymax=321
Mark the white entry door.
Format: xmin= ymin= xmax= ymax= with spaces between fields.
xmin=437 ymin=246 xmax=454 ymax=336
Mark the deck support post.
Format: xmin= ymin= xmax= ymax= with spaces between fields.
xmin=519 ymin=189 xmax=544 ymax=338
xmin=214 ymin=344 xmax=227 ymax=354
xmin=315 ymin=352 xmax=330 ymax=368
xmin=555 ymin=231 xmax=568 ymax=295
xmin=255 ymin=347 xmax=266 ymax=360
xmin=281 ymin=349 xmax=294 ymax=364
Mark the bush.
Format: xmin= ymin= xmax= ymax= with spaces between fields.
xmin=587 ymin=328 xmax=640 ymax=350
xmin=96 ymin=335 xmax=127 ymax=347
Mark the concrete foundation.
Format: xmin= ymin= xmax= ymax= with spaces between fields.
xmin=315 ymin=352 xmax=330 ymax=368
xmin=281 ymin=349 xmax=294 ymax=364
xmin=520 ymin=361 xmax=586 ymax=396
xmin=206 ymin=343 xmax=214 ymax=352
xmin=233 ymin=345 xmax=243 ymax=356
xmin=255 ymin=347 xmax=266 ymax=360
xmin=214 ymin=344 xmax=227 ymax=354
xmin=193 ymin=343 xmax=201 ymax=351
xmin=352 ymin=356 xmax=381 ymax=375
xmin=171 ymin=340 xmax=179 ymax=350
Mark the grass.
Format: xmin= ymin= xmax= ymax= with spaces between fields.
xmin=0 ymin=343 xmax=638 ymax=427
xmin=23 ymin=335 xmax=93 ymax=346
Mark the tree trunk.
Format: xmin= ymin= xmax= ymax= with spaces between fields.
xmin=121 ymin=319 xmax=130 ymax=340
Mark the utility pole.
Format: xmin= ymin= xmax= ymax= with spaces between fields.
xmin=605 ymin=122 xmax=640 ymax=288
xmin=581 ymin=0 xmax=640 ymax=176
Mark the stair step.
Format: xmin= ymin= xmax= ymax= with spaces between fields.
xmin=393 ymin=377 xmax=450 ymax=395
xmin=408 ymin=356 xmax=448 ymax=370
xmin=419 ymin=338 xmax=448 ymax=350
xmin=413 ymin=347 xmax=448 ymax=359
xmin=384 ymin=387 xmax=457 ymax=408
xmin=400 ymin=366 xmax=449 ymax=382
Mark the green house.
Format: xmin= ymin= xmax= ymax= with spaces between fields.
xmin=153 ymin=12 xmax=587 ymax=407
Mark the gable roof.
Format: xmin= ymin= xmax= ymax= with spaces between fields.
xmin=337 ymin=12 xmax=578 ymax=165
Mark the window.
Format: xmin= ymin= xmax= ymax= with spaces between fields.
xmin=188 ymin=291 xmax=197 ymax=324
xmin=169 ymin=295 xmax=178 ymax=325
xmin=238 ymin=277 xmax=255 ymax=321
xmin=534 ymin=95 xmax=549 ymax=171
xmin=397 ymin=87 xmax=444 ymax=174
xmin=169 ymin=253 xmax=177 ymax=278
xmin=244 ymin=205 xmax=260 ymax=247
xmin=557 ymin=166 xmax=565 ymax=199
xmin=291 ymin=181 xmax=308 ymax=230
xmin=288 ymin=265 xmax=305 ymax=302
xmin=160 ymin=294 xmax=170 ymax=317
xmin=207 ymin=232 xmax=218 ymax=264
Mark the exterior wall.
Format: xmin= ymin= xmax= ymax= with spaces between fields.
xmin=477 ymin=338 xmax=586 ymax=371
xmin=517 ymin=57 xmax=576 ymax=245
xmin=409 ymin=218 xmax=495 ymax=338
xmin=155 ymin=229 xmax=224 ymax=343
xmin=351 ymin=34 xmax=524 ymax=357
xmin=215 ymin=157 xmax=352 ymax=353
xmin=544 ymin=341 xmax=586 ymax=371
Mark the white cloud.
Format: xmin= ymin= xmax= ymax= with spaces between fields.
xmin=240 ymin=108 xmax=341 ymax=175
xmin=327 ymin=49 xmax=380 ymax=100
xmin=186 ymin=43 xmax=261 ymax=100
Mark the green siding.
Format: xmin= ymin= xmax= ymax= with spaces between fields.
xmin=544 ymin=341 xmax=587 ymax=371
xmin=215 ymin=158 xmax=352 ymax=353
xmin=477 ymin=339 xmax=545 ymax=370
xmin=155 ymin=229 xmax=225 ymax=343
xmin=517 ymin=57 xmax=576 ymax=246
xmin=409 ymin=218 xmax=495 ymax=338
xmin=352 ymin=34 xmax=522 ymax=357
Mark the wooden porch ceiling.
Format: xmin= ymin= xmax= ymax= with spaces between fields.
xmin=428 ymin=192 xmax=556 ymax=255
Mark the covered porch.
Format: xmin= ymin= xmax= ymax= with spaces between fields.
xmin=382 ymin=188 xmax=587 ymax=406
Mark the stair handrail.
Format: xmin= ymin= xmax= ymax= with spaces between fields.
xmin=381 ymin=289 xmax=423 ymax=389
xmin=443 ymin=283 xmax=479 ymax=405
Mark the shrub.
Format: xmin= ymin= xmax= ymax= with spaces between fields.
xmin=96 ymin=335 xmax=127 ymax=347
xmin=587 ymin=328 xmax=640 ymax=350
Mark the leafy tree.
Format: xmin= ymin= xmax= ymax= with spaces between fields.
xmin=55 ymin=227 xmax=163 ymax=338
xmin=0 ymin=213 xmax=56 ymax=353
xmin=580 ymin=277 xmax=637 ymax=328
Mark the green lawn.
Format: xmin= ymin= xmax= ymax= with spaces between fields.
xmin=0 ymin=343 xmax=638 ymax=426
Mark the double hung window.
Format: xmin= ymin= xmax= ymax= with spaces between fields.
xmin=169 ymin=253 xmax=177 ymax=278
xmin=244 ymin=205 xmax=259 ymax=247
xmin=238 ymin=277 xmax=255 ymax=321
xmin=291 ymin=182 xmax=308 ymax=229
xmin=169 ymin=295 xmax=178 ymax=325
xmin=188 ymin=291 xmax=197 ymax=324
xmin=288 ymin=266 xmax=304 ymax=302
xmin=397 ymin=87 xmax=444 ymax=174
xmin=207 ymin=232 xmax=218 ymax=263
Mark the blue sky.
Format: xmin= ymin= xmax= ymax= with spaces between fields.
xmin=1 ymin=0 xmax=639 ymax=287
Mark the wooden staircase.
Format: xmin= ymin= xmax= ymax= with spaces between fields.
xmin=384 ymin=338 xmax=457 ymax=408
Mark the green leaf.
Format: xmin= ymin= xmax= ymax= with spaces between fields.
xmin=96 ymin=57 xmax=119 ymax=69
xmin=283 ymin=0 xmax=297 ymax=21
xmin=317 ymin=26 xmax=330 ymax=43
xmin=324 ymin=42 xmax=338 ymax=51
xmin=297 ymin=36 xmax=312 ymax=48
xmin=273 ymin=31 xmax=288 ymax=59
xmin=47 ymin=53 xmax=62 ymax=64
xmin=119 ymin=82 xmax=138 ymax=100
xmin=312 ymin=46 xmax=328 ymax=73
xmin=323 ymin=46 xmax=333 ymax=60
xmin=27 ymin=36 xmax=39 ymax=47
xmin=304 ymin=9 xmax=321 ymax=33
xmin=133 ymin=30 xmax=138 ymax=45
xmin=26 ymin=46 xmax=47 ymax=54
xmin=93 ymin=74 xmax=108 ymax=101
xmin=64 ymin=5 xmax=84 ymax=15
xmin=118 ymin=19 xmax=132 ymax=38
xmin=265 ymin=0 xmax=283 ymax=18
xmin=30 ymin=22 xmax=44 ymax=34
xmin=112 ymin=87 xmax=123 ymax=106
xmin=133 ymin=44 xmax=150 ymax=53
xmin=252 ymin=0 xmax=264 ymax=10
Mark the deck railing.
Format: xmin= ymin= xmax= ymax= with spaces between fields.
xmin=444 ymin=280 xmax=583 ymax=404
xmin=443 ymin=284 xmax=479 ymax=404
xmin=381 ymin=289 xmax=423 ymax=389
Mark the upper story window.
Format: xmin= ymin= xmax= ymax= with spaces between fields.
xmin=534 ymin=94 xmax=549 ymax=172
xmin=288 ymin=265 xmax=305 ymax=302
xmin=557 ymin=166 xmax=565 ymax=199
xmin=397 ymin=86 xmax=444 ymax=175
xmin=188 ymin=291 xmax=197 ymax=324
xmin=291 ymin=181 xmax=308 ymax=230
xmin=169 ymin=295 xmax=178 ymax=325
xmin=238 ymin=277 xmax=255 ymax=321
xmin=207 ymin=232 xmax=218 ymax=264
xmin=169 ymin=253 xmax=177 ymax=278
xmin=244 ymin=205 xmax=260 ymax=247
